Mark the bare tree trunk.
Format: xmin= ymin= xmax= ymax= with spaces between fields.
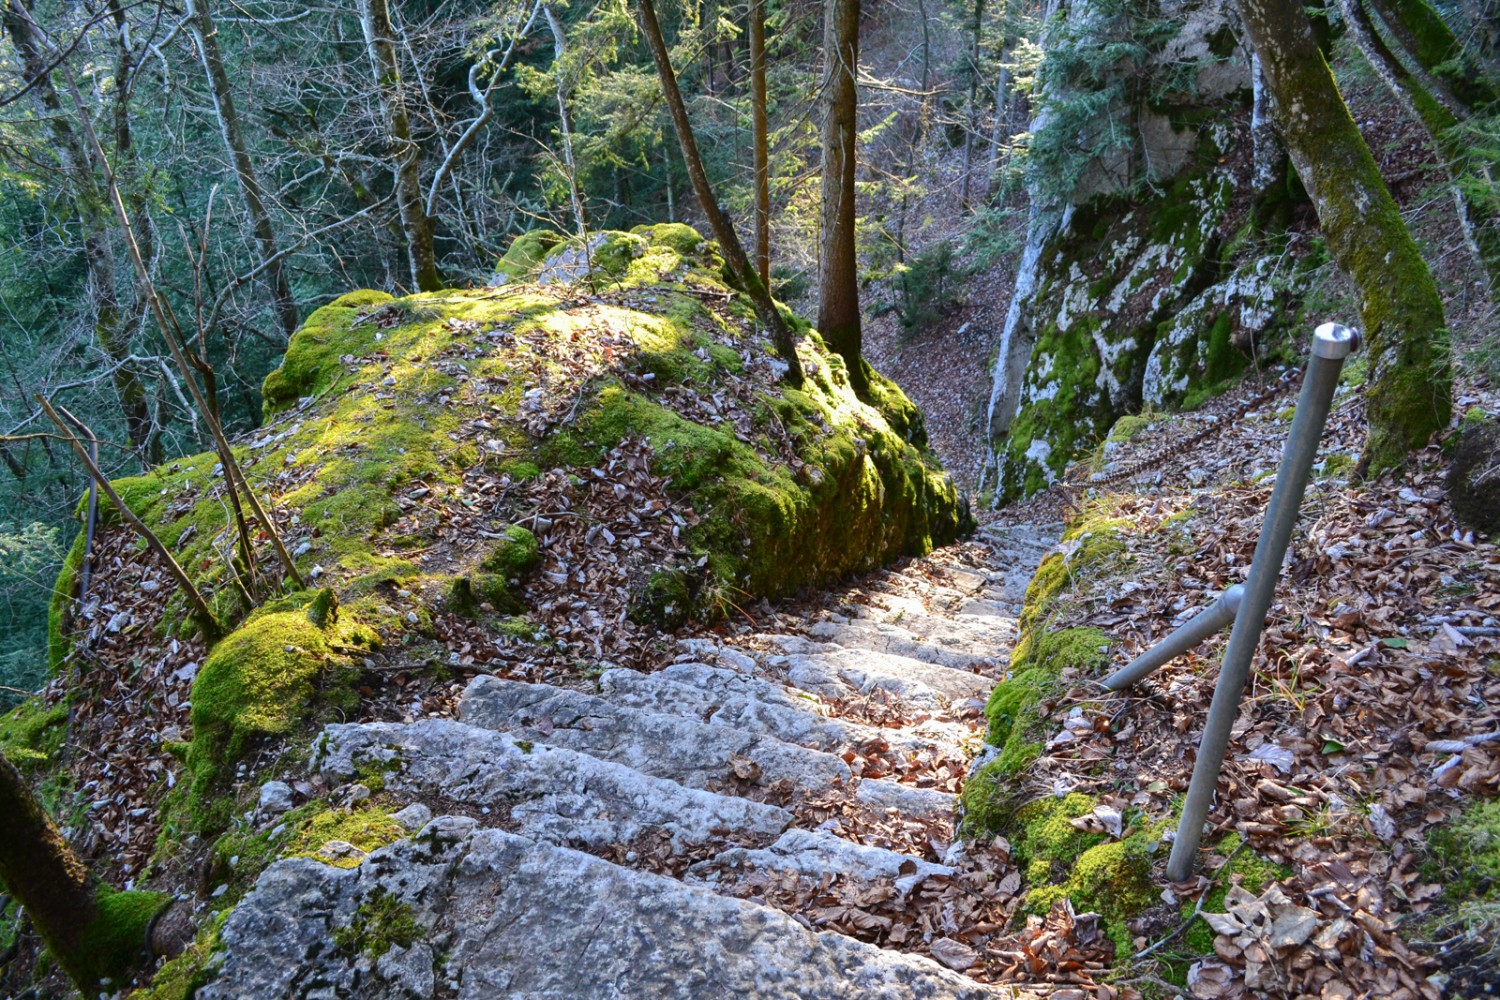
xmin=0 ymin=752 xmax=169 ymax=993
xmin=1240 ymin=0 xmax=1451 ymax=476
xmin=636 ymin=0 xmax=804 ymax=385
xmin=360 ymin=0 xmax=442 ymax=292
xmin=185 ymin=0 xmax=300 ymax=340
xmin=960 ymin=0 xmax=985 ymax=210
xmin=2 ymin=1 xmax=156 ymax=465
xmin=544 ymin=5 xmax=588 ymax=238
xmin=818 ymin=0 xmax=866 ymax=395
xmin=750 ymin=0 xmax=771 ymax=288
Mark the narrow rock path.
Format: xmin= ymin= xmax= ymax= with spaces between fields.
xmin=207 ymin=524 xmax=1060 ymax=999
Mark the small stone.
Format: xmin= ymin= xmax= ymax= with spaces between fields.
xmin=347 ymin=784 xmax=372 ymax=804
xmin=316 ymin=840 xmax=365 ymax=862
xmin=392 ymin=803 xmax=432 ymax=832
xmin=258 ymin=781 xmax=295 ymax=817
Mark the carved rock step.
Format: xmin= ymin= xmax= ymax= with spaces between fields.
xmin=800 ymin=620 xmax=1002 ymax=669
xmin=459 ymin=676 xmax=957 ymax=824
xmin=204 ymin=817 xmax=1036 ymax=1000
xmin=598 ymin=662 xmax=972 ymax=760
xmin=768 ymin=636 xmax=997 ymax=703
xmin=316 ymin=719 xmax=791 ymax=852
xmin=669 ymin=639 xmax=987 ymax=741
xmin=687 ymin=826 xmax=954 ymax=892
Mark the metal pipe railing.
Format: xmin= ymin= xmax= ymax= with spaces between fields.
xmin=1165 ymin=322 xmax=1359 ymax=882
xmin=1103 ymin=584 xmax=1243 ymax=691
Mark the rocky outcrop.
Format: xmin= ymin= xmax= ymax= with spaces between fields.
xmin=985 ymin=0 xmax=1314 ymax=503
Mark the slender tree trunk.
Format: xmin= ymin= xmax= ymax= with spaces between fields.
xmin=896 ymin=0 xmax=932 ymax=264
xmin=960 ymin=0 xmax=985 ymax=209
xmin=818 ymin=0 xmax=866 ymax=395
xmin=1342 ymin=0 xmax=1500 ymax=292
xmin=0 ymin=753 xmax=168 ymax=992
xmin=1240 ymin=0 xmax=1451 ymax=476
xmin=359 ymin=0 xmax=442 ymax=292
xmin=636 ymin=0 xmax=804 ymax=385
xmin=3 ymin=1 xmax=156 ymax=465
xmin=750 ymin=0 xmax=771 ymax=288
xmin=544 ymin=5 xmax=588 ymax=238
xmin=185 ymin=0 xmax=299 ymax=340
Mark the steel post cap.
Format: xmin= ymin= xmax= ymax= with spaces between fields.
xmin=1312 ymin=322 xmax=1360 ymax=359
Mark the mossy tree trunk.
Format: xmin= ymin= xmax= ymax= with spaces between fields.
xmin=1366 ymin=0 xmax=1499 ymax=114
xmin=1240 ymin=0 xmax=1451 ymax=475
xmin=185 ymin=0 xmax=300 ymax=340
xmin=360 ymin=0 xmax=443 ymax=293
xmin=636 ymin=0 xmax=805 ymax=386
xmin=1343 ymin=0 xmax=1500 ymax=292
xmin=0 ymin=753 xmax=168 ymax=992
xmin=817 ymin=0 xmax=867 ymax=397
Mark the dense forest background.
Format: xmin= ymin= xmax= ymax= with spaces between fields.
xmin=2 ymin=0 xmax=1498 ymax=708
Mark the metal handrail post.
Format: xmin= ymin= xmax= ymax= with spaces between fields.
xmin=1165 ymin=323 xmax=1358 ymax=882
xmin=1103 ymin=585 xmax=1244 ymax=691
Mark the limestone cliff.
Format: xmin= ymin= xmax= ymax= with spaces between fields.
xmin=986 ymin=0 xmax=1317 ymax=503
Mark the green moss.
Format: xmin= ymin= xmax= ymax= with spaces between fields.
xmin=262 ymin=291 xmax=394 ymax=416
xmin=1028 ymin=838 xmax=1156 ymax=955
xmin=480 ymin=525 xmax=541 ymax=578
xmin=1181 ymin=833 xmax=1292 ymax=954
xmin=47 ymin=529 xmax=86 ymax=672
xmin=284 ymin=805 xmax=405 ymax=869
xmin=494 ymin=229 xmax=565 ymax=281
xmin=0 ymin=699 xmax=68 ymax=771
xmin=630 ymin=222 xmax=704 ymax=256
xmin=1425 ymin=799 xmax=1500 ymax=905
xmin=129 ymin=916 xmax=224 ymax=1000
xmin=1106 ymin=414 xmax=1150 ymax=444
xmin=64 ymin=886 xmax=170 ymax=991
xmin=1023 ymin=522 xmax=1127 ymax=627
xmin=184 ymin=605 xmax=373 ymax=831
xmin=333 ymin=890 xmax=420 ymax=959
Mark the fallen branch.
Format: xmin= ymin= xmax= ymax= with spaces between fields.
xmin=36 ymin=397 xmax=223 ymax=645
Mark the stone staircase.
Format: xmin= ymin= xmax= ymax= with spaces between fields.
xmin=203 ymin=525 xmax=1059 ymax=999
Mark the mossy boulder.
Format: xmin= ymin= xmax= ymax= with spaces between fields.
xmin=493 ymin=229 xmax=565 ymax=283
xmin=50 ymin=223 xmax=962 ymax=837
xmin=185 ymin=600 xmax=376 ymax=830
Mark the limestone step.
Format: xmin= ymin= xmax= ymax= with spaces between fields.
xmin=316 ymin=719 xmax=791 ymax=853
xmin=673 ymin=638 xmax=985 ymax=728
xmin=769 ymin=636 xmax=997 ymax=702
xmin=799 ymin=620 xmax=1003 ymax=669
xmin=687 ymin=826 xmax=953 ymax=892
xmin=598 ymin=663 xmax=966 ymax=760
xmin=203 ymin=816 xmax=1035 ymax=999
xmin=459 ymin=676 xmax=957 ymax=824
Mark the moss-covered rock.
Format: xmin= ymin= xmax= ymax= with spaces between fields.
xmin=50 ymin=223 xmax=962 ymax=842
xmin=69 ymin=886 xmax=171 ymax=992
xmin=493 ymin=228 xmax=565 ymax=283
xmin=184 ymin=602 xmax=376 ymax=831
